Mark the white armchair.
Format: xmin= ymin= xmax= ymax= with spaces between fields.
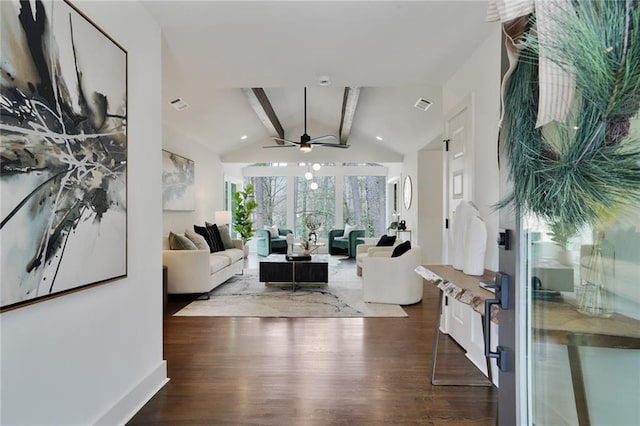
xmin=362 ymin=246 xmax=423 ymax=305
xmin=355 ymin=241 xmax=400 ymax=276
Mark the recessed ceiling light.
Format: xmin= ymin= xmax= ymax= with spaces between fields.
xmin=376 ymin=136 xmax=383 ymax=141
xmin=240 ymin=135 xmax=248 ymax=140
xmin=318 ymin=76 xmax=331 ymax=86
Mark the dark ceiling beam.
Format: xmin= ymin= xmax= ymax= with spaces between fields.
xmin=242 ymin=88 xmax=285 ymax=143
xmin=339 ymin=86 xmax=360 ymax=145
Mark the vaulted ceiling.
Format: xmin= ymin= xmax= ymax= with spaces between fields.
xmin=142 ymin=1 xmax=496 ymax=163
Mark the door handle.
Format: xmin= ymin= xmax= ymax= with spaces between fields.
xmin=484 ymin=271 xmax=509 ymax=372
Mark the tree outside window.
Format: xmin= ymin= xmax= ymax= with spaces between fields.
xmin=246 ymin=176 xmax=287 ymax=230
xmin=344 ymin=176 xmax=386 ymax=237
xmin=294 ymin=176 xmax=335 ymax=239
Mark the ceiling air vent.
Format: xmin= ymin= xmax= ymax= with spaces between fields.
xmin=414 ymin=97 xmax=432 ymax=111
xmin=169 ymin=98 xmax=189 ymax=111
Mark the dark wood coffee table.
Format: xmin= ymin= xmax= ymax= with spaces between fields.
xmin=259 ymin=254 xmax=329 ymax=290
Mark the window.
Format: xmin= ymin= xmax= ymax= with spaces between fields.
xmin=246 ymin=176 xmax=287 ymax=230
xmin=343 ymin=176 xmax=387 ymax=237
xmin=224 ymin=180 xmax=239 ymax=238
xmin=294 ymin=176 xmax=335 ymax=239
xmin=240 ymin=162 xmax=388 ymax=239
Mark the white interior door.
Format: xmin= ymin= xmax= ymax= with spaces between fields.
xmin=443 ymin=99 xmax=472 ymax=264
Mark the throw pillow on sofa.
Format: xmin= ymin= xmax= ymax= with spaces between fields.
xmin=206 ymin=223 xmax=225 ymax=252
xmin=206 ymin=222 xmax=234 ymax=250
xmin=168 ymin=232 xmax=198 ymax=250
xmin=217 ymin=224 xmax=235 ymax=249
xmin=193 ymin=224 xmax=225 ymax=253
xmin=185 ymin=229 xmax=209 ymax=250
xmin=391 ymin=240 xmax=411 ymax=257
xmin=193 ymin=225 xmax=215 ymax=252
xmin=376 ymin=234 xmax=397 ymax=247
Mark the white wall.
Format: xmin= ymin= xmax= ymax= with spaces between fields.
xmin=418 ymin=145 xmax=443 ymax=264
xmin=443 ymin=26 xmax=502 ymax=271
xmin=0 ymin=2 xmax=167 ymax=425
xmin=400 ymin=156 xmax=418 ymax=244
xmin=163 ymin=130 xmax=224 ymax=236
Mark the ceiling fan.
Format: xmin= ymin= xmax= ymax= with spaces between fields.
xmin=263 ymin=88 xmax=349 ymax=152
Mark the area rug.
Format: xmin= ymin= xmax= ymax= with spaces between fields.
xmin=174 ymin=262 xmax=407 ymax=318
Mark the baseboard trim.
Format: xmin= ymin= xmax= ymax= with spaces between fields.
xmin=93 ymin=360 xmax=169 ymax=426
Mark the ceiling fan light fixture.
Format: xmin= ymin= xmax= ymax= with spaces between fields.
xmin=262 ymin=88 xmax=342 ymax=151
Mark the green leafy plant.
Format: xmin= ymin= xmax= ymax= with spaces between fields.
xmin=546 ymin=221 xmax=573 ymax=251
xmin=233 ymin=184 xmax=258 ymax=244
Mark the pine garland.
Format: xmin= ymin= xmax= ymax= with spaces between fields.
xmin=499 ymin=0 xmax=640 ymax=237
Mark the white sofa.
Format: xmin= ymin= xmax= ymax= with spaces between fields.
xmin=162 ymin=237 xmax=244 ymax=294
xmin=362 ymin=246 xmax=423 ymax=305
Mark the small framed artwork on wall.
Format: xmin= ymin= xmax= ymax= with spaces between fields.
xmin=453 ymin=170 xmax=464 ymax=199
xmin=162 ymin=150 xmax=196 ymax=211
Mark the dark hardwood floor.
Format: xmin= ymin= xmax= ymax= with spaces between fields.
xmin=130 ymin=256 xmax=496 ymax=425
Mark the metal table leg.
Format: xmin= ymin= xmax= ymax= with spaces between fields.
xmin=431 ymin=290 xmax=494 ymax=387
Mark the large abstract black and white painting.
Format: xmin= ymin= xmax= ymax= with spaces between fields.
xmin=0 ymin=0 xmax=127 ymax=311
xmin=162 ymin=150 xmax=195 ymax=211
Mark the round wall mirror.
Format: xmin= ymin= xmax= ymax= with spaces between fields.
xmin=403 ymin=175 xmax=412 ymax=209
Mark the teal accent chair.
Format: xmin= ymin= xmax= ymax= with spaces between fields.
xmin=328 ymin=228 xmax=365 ymax=257
xmin=256 ymin=228 xmax=293 ymax=257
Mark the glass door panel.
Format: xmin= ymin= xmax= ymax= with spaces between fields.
xmin=525 ymin=210 xmax=640 ymax=425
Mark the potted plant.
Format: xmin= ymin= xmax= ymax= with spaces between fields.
xmin=300 ymin=236 xmax=312 ymax=255
xmin=546 ymin=221 xmax=574 ymax=266
xmin=233 ymin=183 xmax=258 ymax=257
xmin=387 ymin=211 xmax=400 ymax=235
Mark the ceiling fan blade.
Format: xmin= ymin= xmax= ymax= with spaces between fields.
xmin=314 ymin=143 xmax=350 ymax=148
xmin=308 ymin=135 xmax=337 ymax=144
xmin=273 ymin=137 xmax=300 ymax=145
xmin=262 ymin=143 xmax=296 ymax=148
